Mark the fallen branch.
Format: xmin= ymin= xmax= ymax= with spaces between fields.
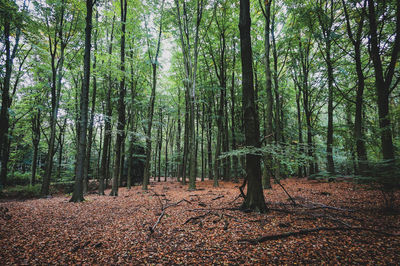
xmin=212 ymin=195 xmax=224 ymax=201
xmin=184 ymin=211 xmax=212 ymax=225
xmin=238 ymin=227 xmax=399 ymax=244
xmin=265 ymin=167 xmax=296 ymax=206
xmin=306 ymin=201 xmax=354 ymax=212
xmin=149 ymin=198 xmax=191 ymax=235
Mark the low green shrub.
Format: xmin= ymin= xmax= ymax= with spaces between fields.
xmin=7 ymin=171 xmax=31 ymax=186
xmin=0 ymin=184 xmax=42 ymax=198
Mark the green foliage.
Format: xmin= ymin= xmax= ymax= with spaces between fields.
xmin=219 ymin=143 xmax=312 ymax=176
xmin=0 ymin=184 xmax=41 ymax=198
xmin=7 ymin=171 xmax=32 ymax=186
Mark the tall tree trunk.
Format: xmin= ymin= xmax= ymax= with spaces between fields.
xmin=261 ymin=0 xmax=273 ymax=188
xmin=367 ymin=0 xmax=399 ymax=161
xmin=342 ymin=0 xmax=369 ymax=175
xmin=42 ymin=22 xmax=66 ymax=195
xmin=239 ymin=0 xmax=267 ymax=213
xmin=317 ymin=0 xmax=336 ymax=174
xmin=271 ymin=11 xmax=281 ymax=180
xmin=176 ymin=87 xmax=182 ymax=182
xmin=110 ymin=0 xmax=127 ymax=196
xmin=230 ymin=42 xmax=239 ymax=183
xmin=70 ymin=0 xmax=94 ymax=202
xmin=295 ymin=83 xmax=303 ymax=178
xmin=31 ymin=109 xmax=41 ymax=186
xmin=143 ymin=63 xmax=158 ymax=190
xmin=99 ymin=14 xmax=115 ymax=195
xmin=142 ymin=0 xmax=165 ymax=190
xmin=83 ymin=7 xmax=99 ymax=194
xmin=165 ymin=115 xmax=170 ymax=181
xmin=56 ymin=117 xmax=67 ymax=180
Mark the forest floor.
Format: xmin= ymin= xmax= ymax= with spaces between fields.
xmin=1 ymin=178 xmax=399 ymax=265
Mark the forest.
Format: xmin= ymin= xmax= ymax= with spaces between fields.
xmin=1 ymin=0 xmax=400 ymax=264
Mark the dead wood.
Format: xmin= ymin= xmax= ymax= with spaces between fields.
xmin=306 ymin=201 xmax=354 ymax=212
xmin=238 ymin=227 xmax=400 ymax=244
xmin=149 ymin=198 xmax=191 ymax=235
xmin=212 ymin=195 xmax=224 ymax=201
xmin=184 ymin=211 xmax=212 ymax=225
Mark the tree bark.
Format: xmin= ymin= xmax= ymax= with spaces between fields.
xmin=367 ymin=0 xmax=399 ymax=162
xmin=42 ymin=0 xmax=67 ymax=196
xmin=342 ymin=0 xmax=368 ymax=174
xmin=239 ymin=0 xmax=267 ymax=213
xmin=70 ymin=0 xmax=94 ymax=202
xmin=110 ymin=0 xmax=128 ymax=196
xmin=83 ymin=7 xmax=99 ymax=194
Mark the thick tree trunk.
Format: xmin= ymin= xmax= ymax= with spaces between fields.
xmin=239 ymin=0 xmax=267 ymax=213
xmin=367 ymin=0 xmax=399 ymax=161
xmin=0 ymin=20 xmax=12 ymax=188
xmin=83 ymin=8 xmax=98 ymax=194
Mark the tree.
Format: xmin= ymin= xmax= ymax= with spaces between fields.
xmin=239 ymin=0 xmax=267 ymax=213
xmin=142 ymin=0 xmax=165 ymax=190
xmin=110 ymin=0 xmax=127 ymax=197
xmin=70 ymin=0 xmax=94 ymax=203
xmin=367 ymin=0 xmax=399 ymax=162
xmin=0 ymin=0 xmax=24 ymax=188
xmin=342 ymin=0 xmax=369 ymax=174
xmin=38 ymin=0 xmax=79 ymax=196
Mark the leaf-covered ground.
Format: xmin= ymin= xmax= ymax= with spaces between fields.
xmin=1 ymin=178 xmax=399 ymax=264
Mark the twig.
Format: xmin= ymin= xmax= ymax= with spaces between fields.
xmin=230 ymin=194 xmax=242 ymax=204
xmin=266 ymin=167 xmax=296 ymax=206
xmin=212 ymin=195 xmax=224 ymax=201
xmin=184 ymin=211 xmax=212 ymax=224
xmin=149 ymin=198 xmax=191 ymax=235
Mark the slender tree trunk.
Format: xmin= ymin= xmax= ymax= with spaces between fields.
xmin=207 ymin=101 xmax=213 ymax=182
xmin=271 ymin=14 xmax=281 ymax=180
xmin=143 ymin=63 xmax=158 ymax=190
xmin=70 ymin=0 xmax=94 ymax=202
xmin=262 ymin=0 xmax=273 ymax=188
xmin=42 ymin=43 xmax=65 ymax=195
xmin=110 ymin=0 xmax=127 ymax=196
xmin=342 ymin=0 xmax=369 ymax=174
xmin=99 ymin=14 xmax=115 ymax=195
xmin=295 ymin=84 xmax=303 ymax=178
xmin=176 ymin=87 xmax=182 ymax=182
xmin=142 ymin=0 xmax=165 ymax=190
xmin=56 ymin=117 xmax=67 ymax=180
xmin=31 ymin=109 xmax=41 ymax=186
xmin=201 ymin=102 xmax=205 ymax=181
xmin=157 ymin=111 xmax=162 ymax=182
xmin=165 ymin=115 xmax=170 ymax=181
